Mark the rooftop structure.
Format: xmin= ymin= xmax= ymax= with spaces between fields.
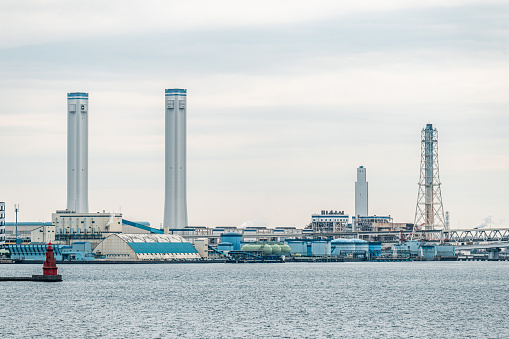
xmin=164 ymin=89 xmax=188 ymax=230
xmin=67 ymin=92 xmax=89 ymax=213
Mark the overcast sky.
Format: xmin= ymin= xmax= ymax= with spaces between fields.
xmin=1 ymin=0 xmax=508 ymax=229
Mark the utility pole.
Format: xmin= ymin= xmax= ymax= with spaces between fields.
xmin=14 ymin=204 xmax=19 ymax=242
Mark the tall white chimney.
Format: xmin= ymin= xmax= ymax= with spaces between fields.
xmin=163 ymin=89 xmax=188 ymax=229
xmin=66 ymin=92 xmax=89 ymax=213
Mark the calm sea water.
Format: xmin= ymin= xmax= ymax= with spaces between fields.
xmin=1 ymin=261 xmax=508 ymax=338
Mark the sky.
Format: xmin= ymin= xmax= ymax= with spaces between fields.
xmin=0 ymin=0 xmax=508 ymax=229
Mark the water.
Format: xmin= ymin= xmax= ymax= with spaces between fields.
xmin=1 ymin=261 xmax=508 ymax=338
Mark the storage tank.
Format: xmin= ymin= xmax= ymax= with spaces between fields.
xmin=286 ymin=240 xmax=307 ymax=256
xmin=331 ymin=238 xmax=348 ymax=256
xmin=221 ymin=232 xmax=243 ymax=250
xmin=352 ymin=239 xmax=369 ymax=253
xmin=261 ymin=244 xmax=273 ymax=255
xmin=271 ymin=244 xmax=281 ymax=255
xmin=218 ymin=242 xmax=234 ymax=252
xmin=436 ymin=244 xmax=455 ymax=258
xmin=331 ymin=238 xmax=367 ymax=256
xmin=241 ymin=244 xmax=262 ymax=252
xmin=279 ymin=244 xmax=291 ymax=254
xmin=311 ymin=240 xmax=330 ymax=256
xmin=368 ymin=242 xmax=382 ymax=257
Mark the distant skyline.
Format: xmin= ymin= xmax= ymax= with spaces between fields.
xmin=1 ymin=1 xmax=508 ymax=229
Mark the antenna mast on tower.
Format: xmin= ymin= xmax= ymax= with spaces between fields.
xmin=413 ymin=124 xmax=446 ymax=234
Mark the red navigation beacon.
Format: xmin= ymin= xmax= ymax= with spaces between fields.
xmin=42 ymin=242 xmax=58 ymax=276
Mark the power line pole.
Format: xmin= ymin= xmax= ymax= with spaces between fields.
xmin=413 ymin=124 xmax=445 ymax=239
xmin=14 ymin=204 xmax=19 ymax=242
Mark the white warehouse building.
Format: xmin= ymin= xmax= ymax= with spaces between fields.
xmin=94 ymin=234 xmax=200 ymax=260
xmin=311 ymin=210 xmax=349 ymax=233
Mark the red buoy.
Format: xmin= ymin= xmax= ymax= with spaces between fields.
xmin=42 ymin=242 xmax=58 ymax=276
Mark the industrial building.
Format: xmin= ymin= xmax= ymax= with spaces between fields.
xmin=67 ymin=92 xmax=89 ymax=213
xmin=52 ymin=210 xmax=123 ymax=248
xmin=164 ymin=88 xmax=188 ymax=230
xmin=355 ymin=166 xmax=368 ymax=219
xmin=286 ymin=238 xmax=381 ymax=259
xmin=352 ymin=215 xmax=393 ymax=232
xmin=0 ymin=202 xmax=5 ymax=248
xmin=4 ymin=222 xmax=52 ymax=242
xmin=31 ymin=224 xmax=56 ymax=243
xmin=3 ymin=218 xmax=155 ymax=245
xmin=310 ymin=210 xmax=349 ymax=233
xmin=7 ymin=242 xmax=94 ymax=261
xmin=52 ymin=210 xmax=122 ymax=235
xmin=286 ymin=239 xmax=331 ymax=256
xmin=330 ymin=238 xmax=368 ymax=257
xmin=93 ymin=234 xmax=200 ymax=260
xmin=392 ymin=241 xmax=455 ymax=260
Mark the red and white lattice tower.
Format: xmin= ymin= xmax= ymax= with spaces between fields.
xmin=413 ymin=124 xmax=446 ymax=236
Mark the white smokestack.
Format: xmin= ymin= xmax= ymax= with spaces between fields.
xmin=66 ymin=92 xmax=89 ymax=213
xmin=163 ymin=89 xmax=188 ymax=229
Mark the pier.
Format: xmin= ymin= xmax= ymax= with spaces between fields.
xmin=0 ymin=242 xmax=62 ymax=282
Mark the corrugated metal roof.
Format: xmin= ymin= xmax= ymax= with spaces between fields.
xmin=127 ymin=242 xmax=198 ymax=254
xmin=117 ymin=234 xmax=185 ymax=243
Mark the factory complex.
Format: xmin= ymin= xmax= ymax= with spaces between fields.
xmin=2 ymin=226 xmax=456 ymax=262
xmin=2 ymin=90 xmax=500 ymax=264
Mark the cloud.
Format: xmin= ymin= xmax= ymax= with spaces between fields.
xmin=0 ymin=1 xmax=508 ymax=228
xmin=2 ymin=0 xmax=505 ymax=48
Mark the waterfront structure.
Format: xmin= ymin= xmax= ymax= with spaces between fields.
xmin=67 ymin=92 xmax=89 ymax=213
xmin=310 ymin=210 xmax=349 ymax=233
xmin=8 ymin=243 xmax=65 ymax=260
xmin=164 ymin=89 xmax=188 ymax=230
xmin=7 ymin=242 xmax=94 ymax=261
xmin=288 ymin=239 xmax=331 ymax=257
xmin=93 ymin=233 xmax=200 ymax=260
xmin=355 ymin=166 xmax=368 ymax=220
xmin=392 ymin=241 xmax=455 ymax=259
xmin=414 ymin=124 xmax=446 ymax=230
xmin=0 ymin=202 xmax=5 ymax=248
xmin=285 ymin=238 xmax=376 ymax=258
xmin=330 ymin=238 xmax=369 ymax=258
xmin=240 ymin=242 xmax=290 ymax=255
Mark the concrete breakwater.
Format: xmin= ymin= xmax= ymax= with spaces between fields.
xmin=0 ymin=275 xmax=62 ymax=282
